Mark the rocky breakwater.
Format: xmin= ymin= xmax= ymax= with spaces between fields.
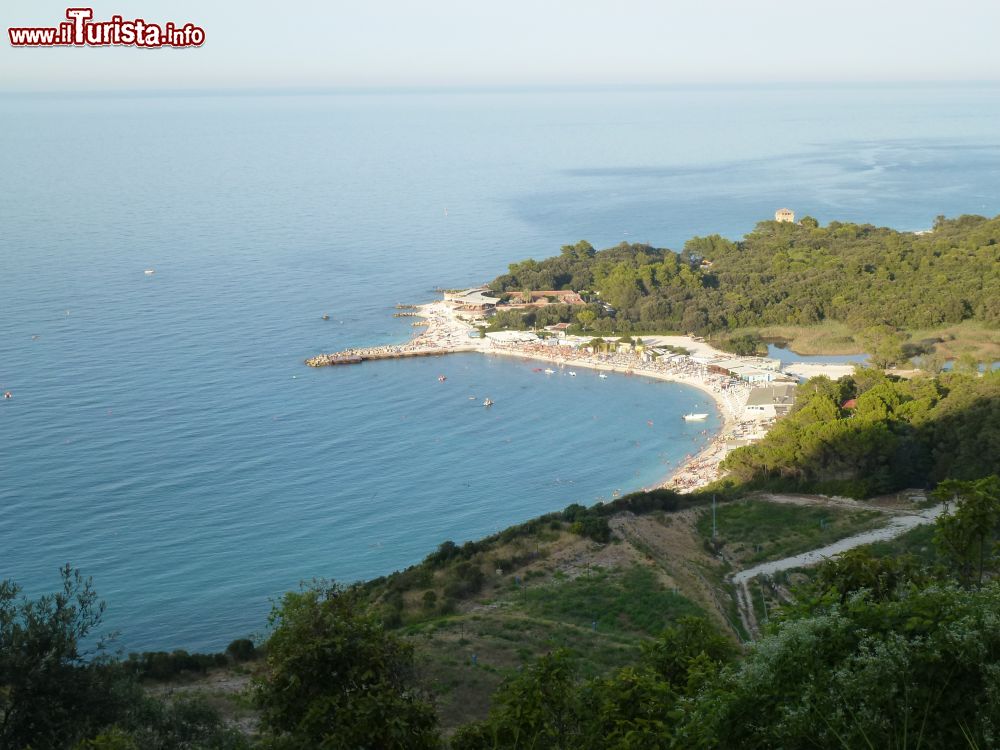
xmin=305 ymin=352 xmax=364 ymax=366
xmin=305 ymin=341 xmax=473 ymax=367
xmin=306 ymin=298 xmax=483 ymax=368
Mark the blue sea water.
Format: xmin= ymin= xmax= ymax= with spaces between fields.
xmin=2 ymin=84 xmax=1000 ymax=652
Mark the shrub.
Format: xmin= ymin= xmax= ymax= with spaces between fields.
xmin=225 ymin=638 xmax=256 ymax=662
xmin=443 ymin=563 xmax=486 ymax=599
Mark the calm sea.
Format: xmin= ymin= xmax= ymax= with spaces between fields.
xmin=2 ymin=85 xmax=999 ymax=651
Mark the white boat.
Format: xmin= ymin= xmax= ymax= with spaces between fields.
xmin=598 ymin=373 xmax=608 ymax=379
xmin=683 ymin=413 xmax=709 ymax=421
xmin=568 ymin=371 xmax=577 ymax=376
xmin=544 ymin=368 xmax=555 ymax=374
xmin=483 ymin=398 xmax=494 ymax=407
xmin=144 ymin=269 xmax=155 ymax=275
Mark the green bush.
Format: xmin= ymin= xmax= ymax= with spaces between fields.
xmin=253 ymin=583 xmax=440 ymax=749
xmin=225 ymin=638 xmax=256 ymax=663
xmin=443 ymin=562 xmax=486 ymax=599
xmin=124 ymin=650 xmax=227 ymax=681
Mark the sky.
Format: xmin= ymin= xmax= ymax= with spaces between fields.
xmin=3 ymin=0 xmax=999 ymax=91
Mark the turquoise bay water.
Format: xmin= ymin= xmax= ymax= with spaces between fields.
xmin=2 ymin=85 xmax=1000 ymax=651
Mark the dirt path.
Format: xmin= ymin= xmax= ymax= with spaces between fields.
xmin=752 ymin=492 xmax=916 ymax=515
xmin=732 ymin=504 xmax=944 ymax=584
xmin=604 ymin=494 xmax=937 ymax=641
xmin=730 ymin=503 xmax=945 ymax=637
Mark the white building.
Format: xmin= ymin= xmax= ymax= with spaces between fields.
xmin=743 ymin=383 xmax=797 ymax=420
xmin=709 ymin=357 xmax=782 ymax=384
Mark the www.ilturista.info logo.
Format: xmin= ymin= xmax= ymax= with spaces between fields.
xmin=9 ymin=8 xmax=205 ymax=48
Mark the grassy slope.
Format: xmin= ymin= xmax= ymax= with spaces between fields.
xmin=695 ymin=498 xmax=885 ymax=566
xmin=377 ymin=497 xmax=890 ymax=730
xmin=404 ymin=565 xmax=704 ymax=731
xmin=906 ymin=319 xmax=1000 ymax=364
xmin=363 ymin=517 xmax=721 ymax=732
xmin=864 ymin=523 xmax=938 ymax=564
xmin=154 ymin=495 xmax=896 ymax=735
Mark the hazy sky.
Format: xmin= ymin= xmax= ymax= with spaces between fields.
xmin=3 ymin=0 xmax=999 ymax=91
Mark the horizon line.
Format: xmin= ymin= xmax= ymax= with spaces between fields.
xmin=3 ymin=79 xmax=1000 ymax=98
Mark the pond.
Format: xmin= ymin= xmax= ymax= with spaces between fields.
xmin=766 ymin=343 xmax=869 ymax=366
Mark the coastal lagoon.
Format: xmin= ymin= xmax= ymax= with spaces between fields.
xmin=765 ymin=344 xmax=869 ymax=366
xmin=3 ymin=85 xmax=1000 ymax=651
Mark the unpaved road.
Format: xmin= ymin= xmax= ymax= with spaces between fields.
xmin=731 ymin=503 xmax=945 ymax=636
xmin=732 ymin=504 xmax=945 ymax=584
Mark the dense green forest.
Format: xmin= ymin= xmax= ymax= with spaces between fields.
xmin=718 ymin=368 xmax=1000 ymax=497
xmin=487 ymin=215 xmax=1000 ymax=347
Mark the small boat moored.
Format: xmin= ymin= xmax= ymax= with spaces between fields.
xmin=438 ymin=375 xmax=447 ymax=382
xmin=483 ymin=398 xmax=494 ymax=407
xmin=683 ymin=413 xmax=709 ymax=421
xmin=144 ymin=269 xmax=155 ymax=275
xmin=598 ymin=373 xmax=608 ymax=379
xmin=3 ymin=391 xmax=12 ymax=400
xmin=544 ymin=368 xmax=555 ymax=375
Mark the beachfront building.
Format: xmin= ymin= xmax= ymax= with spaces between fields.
xmin=445 ymin=288 xmax=501 ymax=313
xmin=743 ymin=383 xmax=797 ymax=420
xmin=748 ymin=357 xmax=782 ymax=372
xmin=708 ymin=357 xmax=781 ymax=384
xmin=775 ymin=208 xmax=795 ymax=223
xmin=543 ymin=322 xmax=572 ymax=337
xmin=504 ymin=290 xmax=586 ymax=308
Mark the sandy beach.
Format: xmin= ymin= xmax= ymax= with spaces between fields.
xmin=309 ymin=299 xmax=780 ymax=493
xmin=483 ymin=346 xmax=754 ymax=492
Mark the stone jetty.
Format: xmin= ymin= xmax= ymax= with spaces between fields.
xmin=307 ymin=299 xmax=484 ymax=367
xmin=305 ymin=344 xmax=475 ymax=367
xmin=304 ymin=354 xmax=363 ymax=366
